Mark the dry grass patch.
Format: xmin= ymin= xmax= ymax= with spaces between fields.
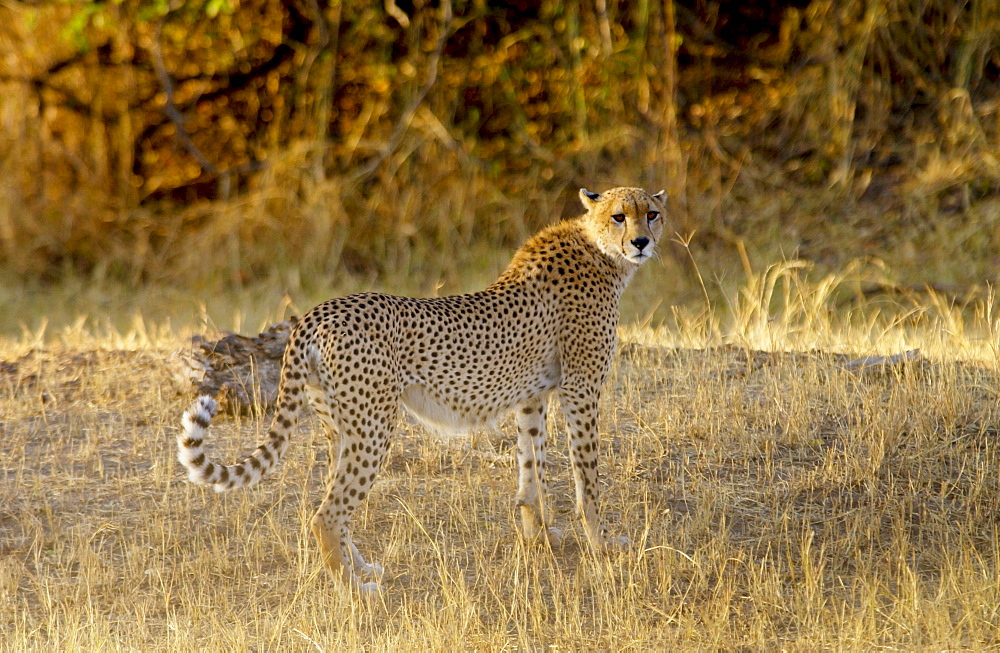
xmin=2 ymin=278 xmax=1000 ymax=649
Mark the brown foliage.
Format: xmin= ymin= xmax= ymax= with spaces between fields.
xmin=0 ymin=0 xmax=998 ymax=286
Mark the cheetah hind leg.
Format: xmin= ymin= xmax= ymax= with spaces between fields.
xmin=311 ymin=516 xmax=381 ymax=595
xmin=310 ymin=447 xmax=387 ymax=593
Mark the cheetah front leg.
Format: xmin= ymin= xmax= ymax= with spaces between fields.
xmin=559 ymin=387 xmax=630 ymax=550
xmin=515 ymin=395 xmax=563 ymax=546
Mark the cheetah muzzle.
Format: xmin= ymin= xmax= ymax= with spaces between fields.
xmin=178 ymin=186 xmax=666 ymax=594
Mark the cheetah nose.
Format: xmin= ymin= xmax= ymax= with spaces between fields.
xmin=631 ymin=237 xmax=650 ymax=251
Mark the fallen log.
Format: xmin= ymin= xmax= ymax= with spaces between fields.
xmin=171 ymin=318 xmax=298 ymax=415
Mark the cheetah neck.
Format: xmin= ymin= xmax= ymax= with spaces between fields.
xmin=491 ymin=218 xmax=637 ymax=294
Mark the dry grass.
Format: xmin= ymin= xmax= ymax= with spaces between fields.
xmin=2 ymin=269 xmax=1000 ymax=650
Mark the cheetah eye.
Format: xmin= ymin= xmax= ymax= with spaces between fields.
xmin=646 ymin=211 xmax=660 ymax=221
xmin=611 ymin=214 xmax=626 ymax=224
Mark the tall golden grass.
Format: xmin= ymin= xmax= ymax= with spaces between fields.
xmin=2 ymin=268 xmax=999 ymax=649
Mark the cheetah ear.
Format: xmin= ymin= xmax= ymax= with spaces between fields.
xmin=651 ymin=189 xmax=666 ymax=201
xmin=579 ymin=188 xmax=601 ymax=210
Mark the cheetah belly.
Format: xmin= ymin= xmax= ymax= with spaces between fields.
xmin=400 ymin=362 xmax=560 ymax=434
xmin=400 ymin=385 xmax=486 ymax=432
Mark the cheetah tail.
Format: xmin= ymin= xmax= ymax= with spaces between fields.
xmin=178 ymin=394 xmax=297 ymax=492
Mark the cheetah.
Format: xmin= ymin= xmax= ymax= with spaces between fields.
xmin=178 ymin=186 xmax=666 ymax=593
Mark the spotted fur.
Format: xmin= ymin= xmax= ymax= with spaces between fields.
xmin=178 ymin=186 xmax=666 ymax=593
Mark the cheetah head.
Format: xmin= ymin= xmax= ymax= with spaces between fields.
xmin=579 ymin=187 xmax=666 ymax=266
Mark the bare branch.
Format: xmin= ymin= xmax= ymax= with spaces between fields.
xmin=149 ymin=20 xmax=220 ymax=176
xmin=148 ymin=18 xmax=266 ymax=189
xmin=352 ymin=0 xmax=453 ymax=181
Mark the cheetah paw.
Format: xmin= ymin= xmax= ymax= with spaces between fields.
xmin=606 ymin=534 xmax=631 ymax=548
xmin=544 ymin=527 xmax=564 ymax=547
xmin=359 ymin=561 xmax=384 ymax=580
xmin=356 ymin=580 xmax=380 ymax=596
